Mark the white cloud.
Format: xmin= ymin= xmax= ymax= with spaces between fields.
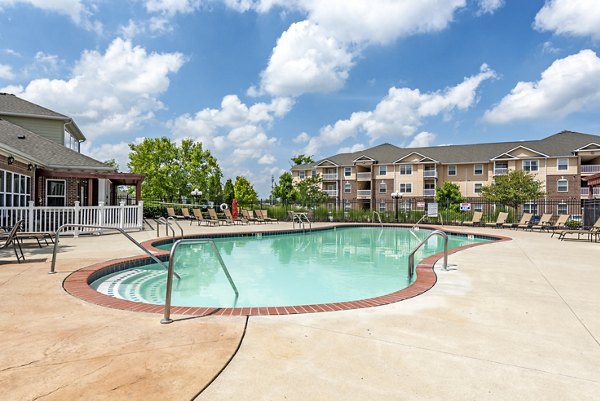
xmin=337 ymin=143 xmax=366 ymax=154
xmin=542 ymin=41 xmax=560 ymax=54
xmin=293 ymin=132 xmax=310 ymax=143
xmin=258 ymin=154 xmax=276 ymax=164
xmin=302 ymin=64 xmax=496 ymax=156
xmin=80 ymin=141 xmax=132 ymax=172
xmin=534 ymin=0 xmax=600 ymax=39
xmin=483 ymin=50 xmax=600 ymax=123
xmin=2 ymin=38 xmax=185 ymax=139
xmin=0 ymin=64 xmax=15 ymax=80
xmin=407 ymin=132 xmax=436 ymax=148
xmin=145 ymin=0 xmax=201 ymax=16
xmin=476 ymin=0 xmax=504 ymax=15
xmin=119 ymin=19 xmax=146 ymax=39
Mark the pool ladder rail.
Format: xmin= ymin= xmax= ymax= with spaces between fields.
xmin=156 ymin=217 xmax=184 ymax=239
xmin=291 ymin=212 xmax=312 ymax=231
xmin=372 ymin=211 xmax=383 ymax=227
xmin=407 ymin=230 xmax=449 ymax=278
xmin=48 ymin=223 xmax=180 ymax=280
xmin=161 ymin=239 xmax=239 ymax=324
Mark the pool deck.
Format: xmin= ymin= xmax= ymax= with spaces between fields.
xmin=1 ymin=222 xmax=599 ymax=400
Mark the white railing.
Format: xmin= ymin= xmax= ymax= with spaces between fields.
xmin=494 ymin=167 xmax=508 ymax=175
xmin=357 ymin=190 xmax=371 ymax=198
xmin=0 ymin=201 xmax=144 ymax=235
xmin=357 ymin=172 xmax=371 ymax=181
xmin=581 ymin=165 xmax=600 ymax=174
xmin=324 ymin=189 xmax=338 ymax=197
xmin=322 ymin=173 xmax=338 ymax=180
xmin=423 ymin=189 xmax=436 ymax=197
xmin=580 ymin=187 xmax=600 ymax=196
xmin=423 ymin=170 xmax=437 ymax=178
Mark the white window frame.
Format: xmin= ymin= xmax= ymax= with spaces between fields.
xmin=46 ymin=179 xmax=66 ymax=207
xmin=474 ymin=163 xmax=483 ymax=175
xmin=523 ymin=202 xmax=538 ymax=215
xmin=399 ymin=164 xmax=412 ymax=175
xmin=379 ymin=200 xmax=386 ymax=212
xmin=523 ymin=159 xmax=539 ymax=172
xmin=557 ymin=179 xmax=568 ymax=192
xmin=379 ymin=182 xmax=387 ymax=193
xmin=473 ymin=183 xmax=483 ymax=194
xmin=1 ymin=169 xmax=31 ymax=207
xmin=379 ymin=165 xmax=387 ymax=176
xmin=299 ymin=171 xmax=305 ymax=179
xmin=447 ymin=164 xmax=457 ymax=176
xmin=398 ymin=183 xmax=412 ymax=193
xmin=344 ymin=182 xmax=351 ymax=193
xmin=557 ymin=202 xmax=568 ymax=215
xmin=344 ymin=167 xmax=352 ymax=177
xmin=557 ymin=158 xmax=568 ymax=171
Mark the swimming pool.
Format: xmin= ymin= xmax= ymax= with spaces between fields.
xmin=89 ymin=227 xmax=491 ymax=309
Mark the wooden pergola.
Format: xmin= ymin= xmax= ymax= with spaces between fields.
xmin=583 ymin=172 xmax=600 ymax=199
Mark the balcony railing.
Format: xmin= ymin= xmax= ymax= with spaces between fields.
xmin=357 ymin=172 xmax=371 ymax=181
xmin=357 ymin=190 xmax=371 ymax=199
xmin=494 ymin=167 xmax=508 ymax=175
xmin=423 ymin=170 xmax=437 ymax=178
xmin=580 ymin=187 xmax=600 ymax=197
xmin=323 ymin=189 xmax=338 ymax=197
xmin=423 ymin=189 xmax=436 ymax=197
xmin=581 ymin=165 xmax=600 ymax=174
xmin=322 ymin=173 xmax=338 ymax=180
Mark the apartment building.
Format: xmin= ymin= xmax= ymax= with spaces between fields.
xmin=291 ymin=131 xmax=600 ymax=210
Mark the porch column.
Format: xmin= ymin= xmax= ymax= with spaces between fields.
xmin=87 ymin=179 xmax=93 ymax=206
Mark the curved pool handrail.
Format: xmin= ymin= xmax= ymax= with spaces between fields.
xmin=156 ymin=217 xmax=175 ymax=238
xmin=161 ymin=238 xmax=239 ymax=324
xmin=372 ymin=211 xmax=383 ymax=227
xmin=166 ymin=217 xmax=184 ymax=239
xmin=407 ymin=230 xmax=448 ymax=278
xmin=49 ymin=223 xmax=180 ymax=280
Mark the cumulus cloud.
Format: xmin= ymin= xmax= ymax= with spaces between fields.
xmin=476 ymin=0 xmax=504 ymax=15
xmin=80 ymin=141 xmax=132 ymax=172
xmin=534 ymin=0 xmax=600 ymax=39
xmin=337 ymin=143 xmax=366 ymax=154
xmin=301 ymin=64 xmax=496 ymax=156
xmin=1 ymin=38 xmax=185 ymax=139
xmin=483 ymin=50 xmax=600 ymax=123
xmin=408 ymin=132 xmax=436 ymax=148
xmin=0 ymin=64 xmax=15 ymax=80
xmin=145 ymin=0 xmax=201 ymax=16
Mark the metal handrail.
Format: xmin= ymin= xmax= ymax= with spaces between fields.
xmin=156 ymin=217 xmax=175 ymax=238
xmin=49 ymin=223 xmax=180 ymax=279
xmin=411 ymin=214 xmax=427 ymax=230
xmin=407 ymin=230 xmax=448 ymax=278
xmin=291 ymin=212 xmax=312 ymax=231
xmin=166 ymin=217 xmax=184 ymax=239
xmin=161 ymin=239 xmax=239 ymax=324
xmin=372 ymin=211 xmax=383 ymax=227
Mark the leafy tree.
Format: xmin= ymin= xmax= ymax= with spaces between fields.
xmin=234 ymin=176 xmax=258 ymax=206
xmin=103 ymin=159 xmax=119 ymax=171
xmin=294 ymin=174 xmax=327 ymax=207
xmin=128 ymin=137 xmax=222 ymax=201
xmin=223 ymin=178 xmax=235 ymax=206
xmin=207 ymin=171 xmax=223 ymax=204
xmin=481 ymin=170 xmax=545 ymax=209
xmin=272 ymin=172 xmax=296 ymax=205
xmin=436 ymin=182 xmax=464 ymax=212
xmin=291 ymin=154 xmax=314 ymax=165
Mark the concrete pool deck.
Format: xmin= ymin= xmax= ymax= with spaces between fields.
xmin=1 ymin=222 xmax=598 ymax=400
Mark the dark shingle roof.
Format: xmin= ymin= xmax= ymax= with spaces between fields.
xmin=0 ymin=93 xmax=68 ymax=119
xmin=0 ymin=119 xmax=113 ymax=170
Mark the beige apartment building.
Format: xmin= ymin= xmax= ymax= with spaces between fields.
xmin=291 ymin=131 xmax=600 ymax=212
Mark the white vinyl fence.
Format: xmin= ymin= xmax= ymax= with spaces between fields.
xmin=0 ymin=201 xmax=144 ymax=235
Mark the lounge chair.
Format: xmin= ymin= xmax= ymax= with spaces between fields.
xmin=0 ymin=226 xmax=54 ymax=247
xmin=191 ymin=208 xmax=218 ymax=226
xmin=223 ymin=209 xmax=246 ymax=225
xmin=484 ymin=212 xmax=508 ymax=228
xmin=181 ymin=208 xmax=192 ymax=220
xmin=548 ymin=215 xmax=570 ymax=237
xmin=510 ymin=213 xmax=533 ymax=230
xmin=241 ymin=209 xmax=262 ymax=224
xmin=462 ymin=211 xmax=482 ymax=226
xmin=0 ymin=220 xmax=25 ymax=262
xmin=531 ymin=213 xmax=553 ymax=231
xmin=258 ymin=210 xmax=278 ymax=223
xmin=208 ymin=208 xmax=225 ymax=225
xmin=166 ymin=207 xmax=185 ymax=220
xmin=556 ymin=216 xmax=600 ymax=241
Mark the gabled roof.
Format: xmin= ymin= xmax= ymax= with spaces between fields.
xmin=575 ymin=143 xmax=600 ymax=151
xmin=394 ymin=152 xmax=437 ymax=164
xmin=353 ymin=155 xmax=375 ymax=163
xmin=0 ymin=119 xmax=112 ymax=171
xmin=315 ymin=159 xmax=339 ymax=167
xmin=502 ymin=145 xmax=549 ymax=158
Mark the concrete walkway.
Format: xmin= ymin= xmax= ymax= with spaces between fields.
xmin=1 ymin=223 xmax=598 ymax=400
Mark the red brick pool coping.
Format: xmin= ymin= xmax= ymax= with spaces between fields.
xmin=63 ymin=225 xmax=511 ymax=317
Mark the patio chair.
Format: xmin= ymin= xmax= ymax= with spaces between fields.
xmin=241 ymin=209 xmax=262 ymax=224
xmin=259 ymin=209 xmax=278 ymax=223
xmin=223 ymin=209 xmax=246 ymax=225
xmin=504 ymin=213 xmax=533 ymax=230
xmin=166 ymin=207 xmax=185 ymax=220
xmin=462 ymin=211 xmax=482 ymax=226
xmin=208 ymin=208 xmax=225 ymax=225
xmin=191 ymin=208 xmax=218 ymax=226
xmin=556 ymin=216 xmax=600 ymax=242
xmin=180 ymin=208 xmax=192 ymax=220
xmin=484 ymin=212 xmax=508 ymax=228
xmin=0 ymin=226 xmax=54 ymax=247
xmin=531 ymin=213 xmax=553 ymax=231
xmin=548 ymin=215 xmax=570 ymax=237
xmin=0 ymin=220 xmax=25 ymax=263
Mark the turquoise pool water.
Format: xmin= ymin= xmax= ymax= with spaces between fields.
xmin=90 ymin=227 xmax=490 ymax=308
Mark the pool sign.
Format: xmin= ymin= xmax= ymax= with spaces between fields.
xmin=427 ymin=202 xmax=438 ymax=217
xmin=417 ymin=201 xmax=425 ymax=208
xmin=460 ymin=203 xmax=472 ymax=211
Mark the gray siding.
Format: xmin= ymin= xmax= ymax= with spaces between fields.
xmin=2 ymin=116 xmax=64 ymax=145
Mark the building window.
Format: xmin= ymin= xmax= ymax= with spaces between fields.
xmin=474 ymin=183 xmax=483 ymax=194
xmin=46 ymin=179 xmax=66 ymax=207
xmin=523 ymin=202 xmax=538 ymax=215
xmin=344 ymin=182 xmax=351 ymax=193
xmin=379 ymin=182 xmax=387 ymax=193
xmin=311 ymin=170 xmax=316 ymax=177
xmin=344 ymin=167 xmax=351 ymax=177
xmin=557 ymin=202 xmax=568 ymax=215
xmin=399 ymin=164 xmax=412 ymax=175
xmin=557 ymin=179 xmax=568 ymax=192
xmin=398 ymin=183 xmax=412 ymax=193
xmin=447 ymin=165 xmax=457 ymax=176
xmin=523 ymin=160 xmax=538 ymax=172
xmin=344 ymin=200 xmax=351 ymax=210
xmin=474 ymin=204 xmax=483 ymax=212
xmin=474 ymin=164 xmax=483 ymax=175
xmin=379 ymin=165 xmax=387 ymax=176
xmin=379 ymin=200 xmax=386 ymax=212
xmin=0 ymin=169 xmax=31 ymax=207
xmin=299 ymin=171 xmax=305 ymax=179
xmin=557 ymin=159 xmax=568 ymax=171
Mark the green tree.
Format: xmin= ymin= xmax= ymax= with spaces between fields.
xmin=294 ymin=174 xmax=327 ymax=207
xmin=128 ymin=137 xmax=222 ymax=201
xmin=481 ymin=170 xmax=545 ymax=208
xmin=436 ymin=182 xmax=464 ymax=212
xmin=234 ymin=176 xmax=258 ymax=206
xmin=103 ymin=159 xmax=119 ymax=171
xmin=272 ymin=172 xmax=296 ymax=205
xmin=291 ymin=154 xmax=314 ymax=165
xmin=223 ymin=178 xmax=235 ymax=206
xmin=207 ymin=172 xmax=223 ymax=204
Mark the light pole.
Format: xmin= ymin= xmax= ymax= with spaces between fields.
xmin=391 ymin=192 xmax=403 ymax=223
xmin=191 ymin=189 xmax=202 ymax=205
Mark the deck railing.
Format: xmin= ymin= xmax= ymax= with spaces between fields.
xmin=0 ymin=201 xmax=144 ymax=235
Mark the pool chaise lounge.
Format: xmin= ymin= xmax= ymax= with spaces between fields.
xmin=556 ymin=216 xmax=600 ymax=241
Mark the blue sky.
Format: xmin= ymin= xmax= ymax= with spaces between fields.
xmin=1 ymin=0 xmax=600 ymax=196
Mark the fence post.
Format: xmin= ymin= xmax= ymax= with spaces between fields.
xmin=138 ymin=200 xmax=144 ymax=230
xmin=98 ymin=201 xmax=105 ymax=228
xmin=73 ymin=201 xmax=80 ymax=237
xmin=119 ymin=201 xmax=125 ymax=230
xmin=27 ymin=200 xmax=35 ymax=232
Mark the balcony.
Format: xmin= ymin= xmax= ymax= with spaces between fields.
xmin=323 ymin=189 xmax=338 ymax=197
xmin=322 ymin=173 xmax=338 ymax=180
xmin=423 ymin=189 xmax=436 ymax=197
xmin=494 ymin=167 xmax=508 ymax=175
xmin=581 ymin=165 xmax=600 ymax=174
xmin=357 ymin=190 xmax=371 ymax=199
xmin=357 ymin=172 xmax=371 ymax=181
xmin=581 ymin=187 xmax=600 ymax=197
xmin=423 ymin=170 xmax=437 ymax=178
